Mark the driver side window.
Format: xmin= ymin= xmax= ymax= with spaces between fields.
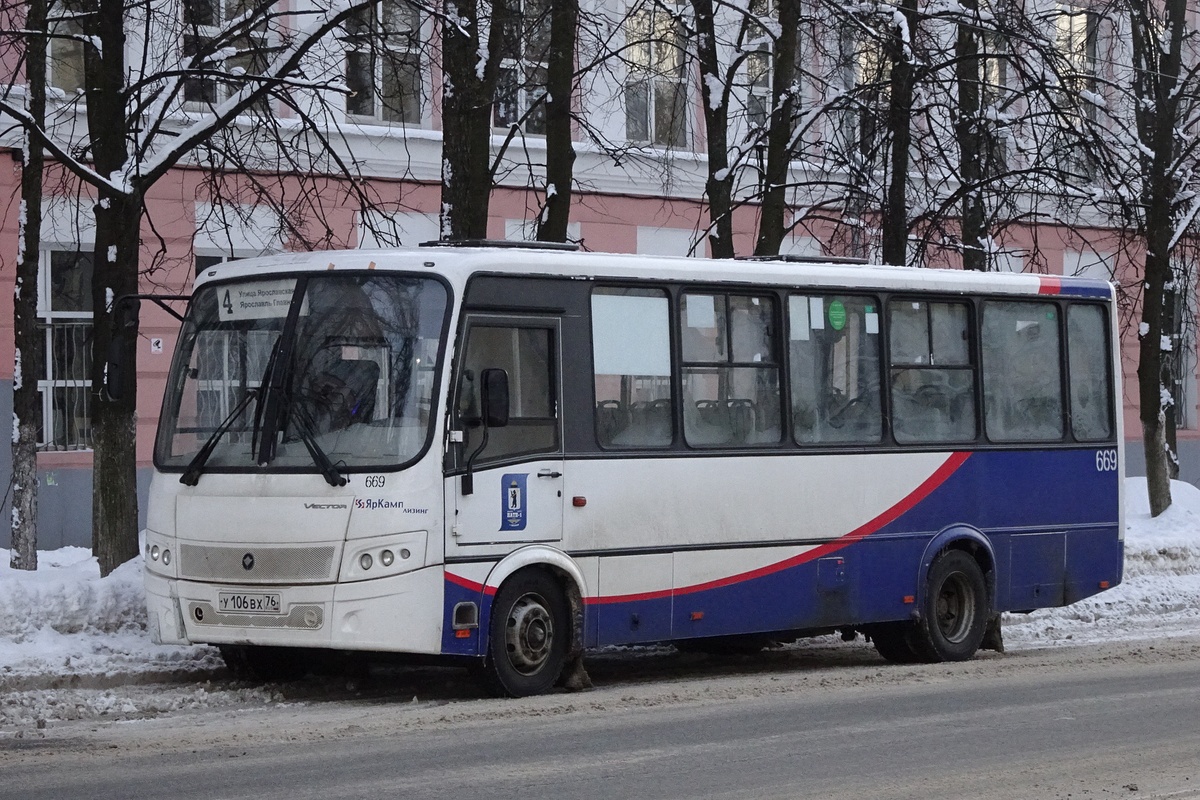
xmin=455 ymin=321 xmax=559 ymax=465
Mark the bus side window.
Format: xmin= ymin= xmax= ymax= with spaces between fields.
xmin=981 ymin=301 xmax=1065 ymax=442
xmin=788 ymin=295 xmax=883 ymax=444
xmin=591 ymin=287 xmax=673 ymax=448
xmin=888 ymin=300 xmax=977 ymax=443
xmin=680 ymin=293 xmax=781 ymax=447
xmin=1068 ymin=304 xmax=1113 ymax=441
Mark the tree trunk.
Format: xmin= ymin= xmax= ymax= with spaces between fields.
xmin=10 ymin=0 xmax=49 ymax=571
xmin=693 ymin=0 xmax=734 ymax=258
xmin=755 ymin=0 xmax=799 ymax=257
xmin=86 ymin=0 xmax=141 ymax=574
xmin=881 ymin=0 xmax=917 ymax=267
xmin=955 ymin=0 xmax=986 ymax=271
xmin=440 ymin=0 xmax=507 ymax=241
xmin=89 ymin=192 xmax=143 ymax=575
xmin=536 ymin=0 xmax=578 ymax=243
xmin=1129 ymin=0 xmax=1186 ymax=516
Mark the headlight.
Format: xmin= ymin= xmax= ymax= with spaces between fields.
xmin=150 ymin=545 xmax=160 ymax=561
xmin=380 ymin=549 xmax=394 ymax=567
xmin=359 ymin=553 xmax=373 ymax=571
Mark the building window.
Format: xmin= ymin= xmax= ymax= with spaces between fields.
xmin=39 ymin=249 xmax=94 ymax=451
xmin=48 ymin=0 xmax=86 ymax=96
xmin=743 ymin=0 xmax=804 ymax=135
xmin=625 ymin=3 xmax=689 ymax=148
xmin=183 ymin=0 xmax=269 ymax=108
xmin=344 ymin=0 xmax=422 ymax=124
xmin=838 ymin=23 xmax=889 ymax=160
xmin=1054 ymin=4 xmax=1101 ymax=176
xmin=494 ymin=0 xmax=550 ymax=134
xmin=980 ymin=14 xmax=1011 ymax=174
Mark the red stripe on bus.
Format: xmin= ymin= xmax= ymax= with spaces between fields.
xmin=583 ymin=451 xmax=972 ymax=606
xmin=1038 ymin=277 xmax=1062 ymax=295
xmin=444 ymin=571 xmax=495 ymax=595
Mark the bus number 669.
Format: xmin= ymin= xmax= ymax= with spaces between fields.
xmin=1095 ymin=449 xmax=1118 ymax=472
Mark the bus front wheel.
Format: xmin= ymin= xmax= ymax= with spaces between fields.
xmin=912 ymin=550 xmax=989 ymax=662
xmin=481 ymin=570 xmax=570 ymax=697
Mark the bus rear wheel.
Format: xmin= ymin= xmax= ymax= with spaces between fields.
xmin=481 ymin=570 xmax=569 ymax=697
xmin=911 ymin=550 xmax=989 ymax=662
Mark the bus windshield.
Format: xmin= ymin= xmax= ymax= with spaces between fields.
xmin=155 ymin=273 xmax=448 ymax=474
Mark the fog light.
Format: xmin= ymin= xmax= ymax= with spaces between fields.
xmin=359 ymin=553 xmax=373 ymax=571
xmin=380 ymin=549 xmax=394 ymax=567
xmin=400 ymin=548 xmax=411 ymax=560
xmin=151 ymin=545 xmax=160 ymax=561
xmin=162 ymin=549 xmax=171 ymax=566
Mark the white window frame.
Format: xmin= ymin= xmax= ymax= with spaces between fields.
xmin=182 ymin=0 xmax=269 ymax=109
xmin=344 ymin=0 xmax=423 ymax=125
xmin=37 ymin=248 xmax=94 ymax=451
xmin=624 ymin=2 xmax=690 ymax=148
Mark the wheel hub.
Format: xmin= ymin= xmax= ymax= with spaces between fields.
xmin=935 ymin=572 xmax=975 ymax=644
xmin=505 ymin=593 xmax=554 ymax=674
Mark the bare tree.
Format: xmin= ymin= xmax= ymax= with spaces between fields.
xmin=439 ymin=0 xmax=510 ymax=240
xmin=0 ymin=0 xmax=389 ymax=574
xmin=1122 ymin=0 xmax=1199 ymax=514
xmin=6 ymin=0 xmax=49 ymax=570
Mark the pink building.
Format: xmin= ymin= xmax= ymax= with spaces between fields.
xmin=0 ymin=0 xmax=1192 ymax=548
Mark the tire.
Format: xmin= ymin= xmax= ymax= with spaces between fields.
xmin=911 ymin=550 xmax=989 ymax=662
xmin=867 ymin=623 xmax=924 ymax=664
xmin=219 ymin=644 xmax=307 ymax=682
xmin=480 ymin=570 xmax=570 ymax=698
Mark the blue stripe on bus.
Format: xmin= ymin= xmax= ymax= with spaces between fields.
xmin=443 ymin=448 xmax=1122 ymax=653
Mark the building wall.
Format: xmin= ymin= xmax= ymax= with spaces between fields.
xmin=0 ymin=158 xmax=1196 ymax=550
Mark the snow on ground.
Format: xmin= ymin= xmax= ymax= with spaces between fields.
xmin=1 ymin=477 xmax=1198 ymax=734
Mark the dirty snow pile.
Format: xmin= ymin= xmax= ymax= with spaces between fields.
xmin=1 ymin=477 xmax=1199 ymax=734
xmin=0 ymin=548 xmax=222 ymax=688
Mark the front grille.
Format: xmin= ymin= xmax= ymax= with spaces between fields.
xmin=189 ymin=602 xmax=324 ymax=630
xmin=179 ymin=544 xmax=336 ymax=583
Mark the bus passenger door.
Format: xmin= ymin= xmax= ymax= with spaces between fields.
xmin=449 ymin=315 xmax=564 ymax=545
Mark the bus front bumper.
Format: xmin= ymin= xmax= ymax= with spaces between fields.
xmin=144 ymin=567 xmax=445 ymax=654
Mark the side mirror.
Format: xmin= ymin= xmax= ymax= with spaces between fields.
xmin=102 ymin=298 xmax=141 ymax=402
xmin=480 ymin=368 xmax=510 ymax=428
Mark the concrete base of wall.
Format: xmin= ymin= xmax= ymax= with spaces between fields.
xmin=1123 ymin=436 xmax=1200 ymax=489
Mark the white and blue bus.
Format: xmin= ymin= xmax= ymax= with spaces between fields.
xmin=143 ymin=242 xmax=1123 ymax=696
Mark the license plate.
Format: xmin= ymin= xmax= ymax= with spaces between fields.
xmin=218 ymin=591 xmax=282 ymax=615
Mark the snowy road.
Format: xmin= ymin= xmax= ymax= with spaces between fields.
xmin=2 ymin=476 xmax=1200 ymax=755
xmin=3 ymin=635 xmax=1200 ymax=800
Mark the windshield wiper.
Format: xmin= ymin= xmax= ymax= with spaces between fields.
xmin=287 ymin=402 xmax=348 ymax=487
xmin=180 ymin=388 xmax=259 ymax=486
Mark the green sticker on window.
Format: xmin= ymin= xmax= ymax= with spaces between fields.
xmin=828 ymin=300 xmax=847 ymax=331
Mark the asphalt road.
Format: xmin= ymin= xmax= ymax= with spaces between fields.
xmin=3 ymin=638 xmax=1200 ymax=800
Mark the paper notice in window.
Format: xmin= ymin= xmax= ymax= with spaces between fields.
xmin=789 ymin=296 xmax=811 ymax=341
